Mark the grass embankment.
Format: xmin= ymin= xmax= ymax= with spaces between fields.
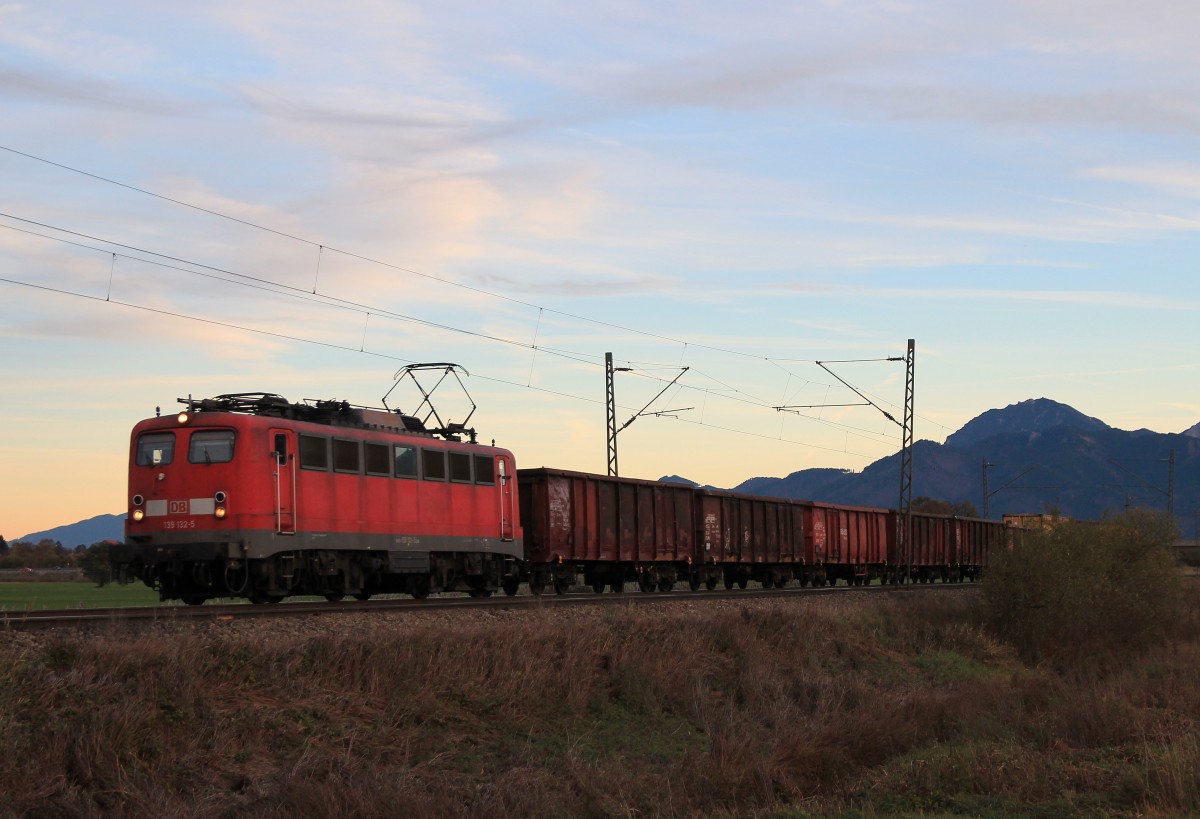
xmin=0 ymin=581 xmax=163 ymax=611
xmin=3 ymin=590 xmax=1198 ymax=818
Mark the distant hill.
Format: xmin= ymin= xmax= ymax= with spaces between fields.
xmin=944 ymin=398 xmax=1109 ymax=449
xmin=725 ymin=398 xmax=1199 ymax=526
xmin=16 ymin=513 xmax=124 ymax=547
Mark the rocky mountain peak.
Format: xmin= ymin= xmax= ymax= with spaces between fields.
xmin=945 ymin=398 xmax=1109 ymax=450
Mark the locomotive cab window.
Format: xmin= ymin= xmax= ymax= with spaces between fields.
xmin=135 ymin=432 xmax=175 ymax=466
xmin=299 ymin=434 xmax=329 ymax=470
xmin=474 ymin=455 xmax=494 ymax=485
xmin=394 ymin=445 xmax=418 ymax=479
xmin=188 ymin=430 xmax=235 ymax=464
xmin=422 ymin=448 xmax=447 ymax=481
xmin=333 ymin=439 xmax=361 ymax=474
xmin=449 ymin=452 xmax=472 ymax=483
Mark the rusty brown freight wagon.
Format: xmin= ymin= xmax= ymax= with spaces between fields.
xmin=893 ymin=511 xmax=953 ymax=583
xmin=517 ymin=468 xmax=696 ymax=593
xmin=809 ymin=502 xmax=890 ymax=585
xmin=696 ymin=490 xmax=809 ymax=589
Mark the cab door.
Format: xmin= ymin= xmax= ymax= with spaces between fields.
xmin=498 ymin=457 xmax=515 ymax=541
xmin=270 ymin=429 xmax=297 ymax=534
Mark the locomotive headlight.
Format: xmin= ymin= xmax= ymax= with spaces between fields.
xmin=214 ymin=506 xmax=227 ymax=519
xmin=132 ymin=509 xmax=145 ymax=522
xmin=177 ymin=411 xmax=189 ymax=424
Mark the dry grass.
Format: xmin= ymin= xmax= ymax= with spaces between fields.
xmin=2 ymin=588 xmax=1198 ymax=818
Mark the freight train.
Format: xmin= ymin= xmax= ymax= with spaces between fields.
xmin=110 ymin=388 xmax=1004 ymax=604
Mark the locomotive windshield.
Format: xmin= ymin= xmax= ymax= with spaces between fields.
xmin=189 ymin=430 xmax=235 ymax=464
xmin=136 ymin=432 xmax=175 ymax=466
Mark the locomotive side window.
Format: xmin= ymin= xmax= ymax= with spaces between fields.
xmin=299 ymin=434 xmax=329 ymax=470
xmin=449 ymin=451 xmax=472 ymax=483
xmin=422 ymin=448 xmax=447 ymax=481
xmin=188 ymin=430 xmax=235 ymax=464
xmin=365 ymin=442 xmax=390 ymax=476
xmin=394 ymin=445 xmax=418 ymax=479
xmin=333 ymin=439 xmax=361 ymax=474
xmin=474 ymin=454 xmax=494 ymax=485
xmin=136 ymin=432 xmax=175 ymax=466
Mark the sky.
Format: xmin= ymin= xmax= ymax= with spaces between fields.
xmin=2 ymin=0 xmax=1198 ymax=538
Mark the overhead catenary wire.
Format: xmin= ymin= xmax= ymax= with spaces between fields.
xmin=0 ymin=145 xmax=917 ymax=455
xmin=0 ymin=214 xmax=902 ymax=448
xmin=0 ymin=274 xmax=885 ymax=460
xmin=2 ymin=143 xmax=867 ymax=367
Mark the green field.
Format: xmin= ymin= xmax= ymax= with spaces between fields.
xmin=0 ymin=581 xmax=165 ymax=611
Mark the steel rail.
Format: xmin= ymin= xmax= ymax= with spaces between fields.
xmin=1 ymin=582 xmax=978 ymax=632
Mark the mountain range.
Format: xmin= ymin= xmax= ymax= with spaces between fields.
xmin=696 ymin=398 xmax=1199 ymax=530
xmin=11 ymin=398 xmax=1199 ymax=545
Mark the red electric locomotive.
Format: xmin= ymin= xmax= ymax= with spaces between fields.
xmin=112 ymin=390 xmax=521 ymax=604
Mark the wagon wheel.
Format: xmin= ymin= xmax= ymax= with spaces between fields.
xmin=705 ymin=575 xmax=717 ymax=591
xmin=553 ymin=577 xmax=571 ymax=595
xmin=180 ymin=596 xmax=206 ymax=606
xmin=267 ymin=595 xmax=284 ymax=604
xmin=774 ymin=575 xmax=789 ymax=589
xmin=723 ymin=574 xmax=735 ymax=590
xmin=736 ymin=577 xmax=748 ymax=590
xmin=591 ymin=579 xmax=606 ymax=594
xmin=609 ymin=579 xmax=624 ymax=593
xmin=353 ymin=592 xmax=372 ymax=601
xmin=529 ymin=574 xmax=546 ymax=596
xmin=324 ymin=592 xmax=345 ymax=602
xmin=639 ymin=574 xmax=655 ymax=593
xmin=502 ymin=577 xmax=521 ymax=596
xmin=249 ymin=594 xmax=269 ymax=605
xmin=657 ymin=579 xmax=674 ymax=593
xmin=688 ymin=573 xmax=701 ymax=592
xmin=468 ymin=588 xmax=493 ymax=598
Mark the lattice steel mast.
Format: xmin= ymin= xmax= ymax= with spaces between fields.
xmin=897 ymin=339 xmax=915 ymax=578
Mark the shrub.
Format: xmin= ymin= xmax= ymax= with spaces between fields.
xmin=980 ymin=509 xmax=1182 ymax=664
xmin=77 ymin=541 xmax=113 ymax=587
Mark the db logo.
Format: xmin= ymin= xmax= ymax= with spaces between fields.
xmin=169 ymin=500 xmax=189 ymax=515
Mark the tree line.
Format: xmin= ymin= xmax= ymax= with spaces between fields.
xmin=0 ymin=536 xmax=113 ymax=585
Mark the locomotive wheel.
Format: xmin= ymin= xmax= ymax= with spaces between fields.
xmin=324 ymin=592 xmax=345 ymax=602
xmin=502 ymin=577 xmax=521 ymax=596
xmin=180 ymin=596 xmax=206 ymax=606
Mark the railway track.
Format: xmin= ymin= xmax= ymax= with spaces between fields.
xmin=1 ymin=581 xmax=977 ymax=631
